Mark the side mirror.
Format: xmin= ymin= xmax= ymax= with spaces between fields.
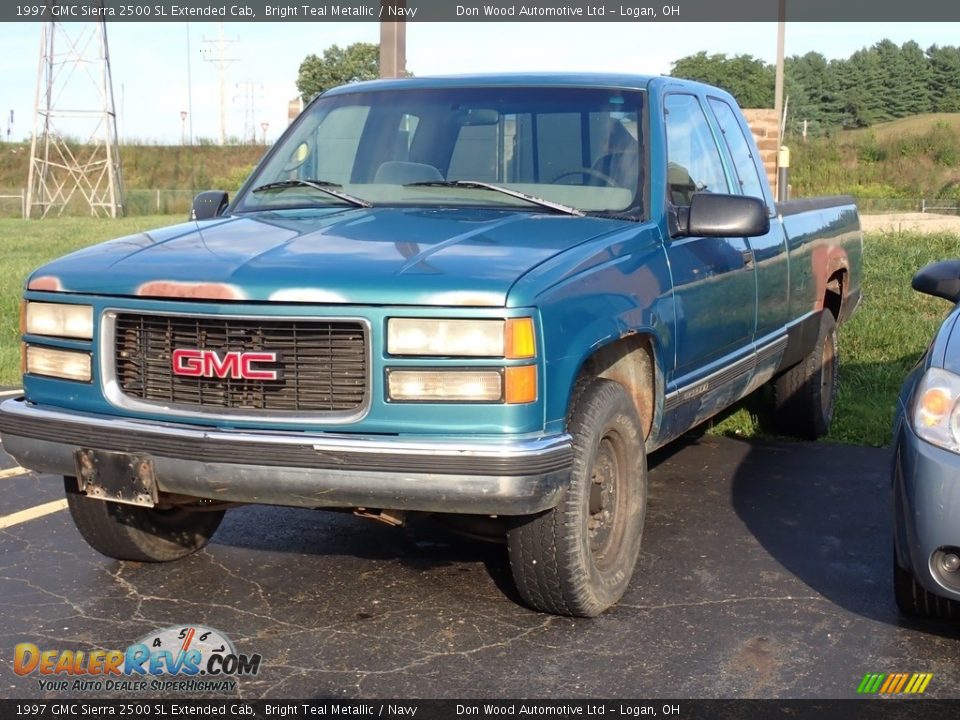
xmin=674 ymin=193 xmax=770 ymax=238
xmin=912 ymin=259 xmax=960 ymax=303
xmin=190 ymin=191 xmax=229 ymax=221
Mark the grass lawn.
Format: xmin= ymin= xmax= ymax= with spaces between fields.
xmin=711 ymin=231 xmax=960 ymax=446
xmin=1 ymin=216 xmax=958 ymax=447
xmin=0 ymin=215 xmax=177 ymax=386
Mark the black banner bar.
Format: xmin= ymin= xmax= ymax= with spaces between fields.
xmin=3 ymin=0 xmax=960 ymax=23
xmin=2 ymin=700 xmax=960 ymax=720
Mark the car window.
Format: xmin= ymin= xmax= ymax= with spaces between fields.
xmin=663 ymin=94 xmax=729 ymax=206
xmin=310 ymin=105 xmax=370 ymax=185
xmin=241 ymin=87 xmax=645 ymax=214
xmin=708 ymin=98 xmax=767 ymax=202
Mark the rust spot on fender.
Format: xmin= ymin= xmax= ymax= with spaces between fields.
xmin=27 ymin=276 xmax=63 ymax=291
xmin=136 ymin=281 xmax=245 ymax=300
xmin=811 ymin=245 xmax=849 ymax=310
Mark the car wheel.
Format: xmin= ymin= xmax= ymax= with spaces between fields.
xmin=64 ymin=476 xmax=225 ymax=562
xmin=773 ymin=311 xmax=838 ymax=439
xmin=507 ymin=379 xmax=647 ymax=617
xmin=893 ymin=550 xmax=960 ymax=620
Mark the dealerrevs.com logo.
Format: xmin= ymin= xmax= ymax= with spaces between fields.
xmin=14 ymin=625 xmax=262 ymax=694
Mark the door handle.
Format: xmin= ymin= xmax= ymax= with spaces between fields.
xmin=742 ymin=249 xmax=755 ymax=270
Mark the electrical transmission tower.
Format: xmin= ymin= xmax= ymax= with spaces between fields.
xmin=26 ymin=9 xmax=124 ymax=218
xmin=203 ymin=23 xmax=239 ymax=145
xmin=235 ymin=80 xmax=264 ymax=144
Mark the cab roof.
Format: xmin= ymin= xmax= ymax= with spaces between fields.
xmin=321 ymin=72 xmax=663 ymax=95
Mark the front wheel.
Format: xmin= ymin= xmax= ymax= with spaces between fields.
xmin=507 ymin=379 xmax=647 ymax=617
xmin=64 ymin=476 xmax=225 ymax=562
xmin=893 ymin=551 xmax=960 ymax=620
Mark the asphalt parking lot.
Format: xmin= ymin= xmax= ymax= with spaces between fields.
xmin=1 ymin=413 xmax=958 ymax=700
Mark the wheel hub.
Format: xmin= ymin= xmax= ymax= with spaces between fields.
xmin=588 ymin=436 xmax=621 ymax=560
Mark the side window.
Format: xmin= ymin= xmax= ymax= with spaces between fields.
xmin=708 ymin=98 xmax=767 ymax=202
xmin=663 ymin=94 xmax=729 ymax=206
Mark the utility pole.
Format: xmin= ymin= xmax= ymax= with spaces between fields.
xmin=202 ymin=22 xmax=238 ymax=145
xmin=774 ymin=0 xmax=786 ymax=202
xmin=379 ymin=0 xmax=407 ymax=78
xmin=26 ymin=6 xmax=124 ymax=218
xmin=185 ymin=23 xmax=195 ymax=145
xmin=774 ymin=0 xmax=786 ymax=132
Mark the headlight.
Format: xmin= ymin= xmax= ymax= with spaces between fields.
xmin=386 ymin=365 xmax=537 ymax=404
xmin=387 ymin=317 xmax=535 ymax=358
xmin=25 ymin=346 xmax=92 ymax=382
xmin=913 ymin=367 xmax=960 ymax=453
xmin=25 ymin=302 xmax=94 ymax=340
xmin=387 ymin=369 xmax=503 ymax=402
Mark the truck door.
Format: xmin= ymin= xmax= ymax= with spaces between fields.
xmin=707 ymin=97 xmax=789 ymax=342
xmin=663 ymin=93 xmax=758 ymax=385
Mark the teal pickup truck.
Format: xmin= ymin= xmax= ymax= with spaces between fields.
xmin=0 ymin=74 xmax=862 ymax=616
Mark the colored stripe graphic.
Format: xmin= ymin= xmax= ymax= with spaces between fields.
xmin=857 ymin=672 xmax=932 ymax=694
xmin=857 ymin=673 xmax=885 ymax=693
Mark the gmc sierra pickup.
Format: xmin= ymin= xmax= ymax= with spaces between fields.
xmin=0 ymin=74 xmax=862 ymax=616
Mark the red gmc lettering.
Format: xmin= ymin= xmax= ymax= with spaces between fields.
xmin=237 ymin=353 xmax=280 ymax=380
xmin=171 ymin=349 xmax=278 ymax=380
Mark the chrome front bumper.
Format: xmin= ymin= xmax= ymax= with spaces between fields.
xmin=0 ymin=398 xmax=572 ymax=515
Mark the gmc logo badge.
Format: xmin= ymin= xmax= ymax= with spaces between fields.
xmin=171 ymin=349 xmax=280 ymax=381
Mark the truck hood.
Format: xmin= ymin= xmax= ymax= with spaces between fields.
xmin=29 ymin=207 xmax=629 ymax=306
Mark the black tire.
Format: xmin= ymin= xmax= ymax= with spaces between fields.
xmin=64 ymin=476 xmax=225 ymax=562
xmin=507 ymin=379 xmax=647 ymax=617
xmin=894 ymin=551 xmax=960 ymax=620
xmin=773 ymin=311 xmax=838 ymax=439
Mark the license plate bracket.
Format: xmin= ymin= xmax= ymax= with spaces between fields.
xmin=74 ymin=449 xmax=158 ymax=507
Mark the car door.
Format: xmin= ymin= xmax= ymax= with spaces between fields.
xmin=663 ymin=93 xmax=758 ymax=389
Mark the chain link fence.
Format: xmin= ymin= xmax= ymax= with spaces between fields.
xmin=854 ymin=198 xmax=960 ymax=215
xmin=0 ymin=188 xmax=197 ymax=219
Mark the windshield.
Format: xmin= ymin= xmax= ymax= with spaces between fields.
xmin=236 ymin=86 xmax=645 ymax=215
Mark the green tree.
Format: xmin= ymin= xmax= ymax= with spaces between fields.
xmin=784 ymin=52 xmax=837 ymax=137
xmin=836 ymin=47 xmax=886 ymax=127
xmin=899 ymin=41 xmax=933 ymax=115
xmin=928 ymin=45 xmax=960 ymax=112
xmin=670 ymin=52 xmax=774 ymax=108
xmin=296 ymin=42 xmax=380 ymax=101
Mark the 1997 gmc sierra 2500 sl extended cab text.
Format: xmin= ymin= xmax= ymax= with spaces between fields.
xmin=0 ymin=74 xmax=862 ymax=616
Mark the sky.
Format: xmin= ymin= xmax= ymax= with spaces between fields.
xmin=1 ymin=20 xmax=959 ymax=146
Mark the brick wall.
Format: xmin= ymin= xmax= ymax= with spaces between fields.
xmin=742 ymin=109 xmax=780 ymax=197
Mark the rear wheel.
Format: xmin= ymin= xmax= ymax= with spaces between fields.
xmin=507 ymin=379 xmax=647 ymax=617
xmin=64 ymin=476 xmax=225 ymax=562
xmin=893 ymin=551 xmax=960 ymax=620
xmin=773 ymin=311 xmax=838 ymax=439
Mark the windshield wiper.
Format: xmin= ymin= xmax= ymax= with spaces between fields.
xmin=404 ymin=180 xmax=585 ymax=217
xmin=251 ymin=179 xmax=372 ymax=208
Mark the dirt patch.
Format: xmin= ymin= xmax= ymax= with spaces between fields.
xmin=860 ymin=213 xmax=960 ymax=234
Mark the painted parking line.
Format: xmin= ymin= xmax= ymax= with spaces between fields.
xmin=0 ymin=389 xmax=23 ymax=397
xmin=0 ymin=466 xmax=29 ymax=480
xmin=0 ymin=499 xmax=68 ymax=530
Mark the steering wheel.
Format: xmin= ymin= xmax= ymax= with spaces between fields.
xmin=550 ymin=167 xmax=618 ymax=187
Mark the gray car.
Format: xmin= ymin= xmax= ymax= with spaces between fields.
xmin=893 ymin=259 xmax=960 ymax=619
